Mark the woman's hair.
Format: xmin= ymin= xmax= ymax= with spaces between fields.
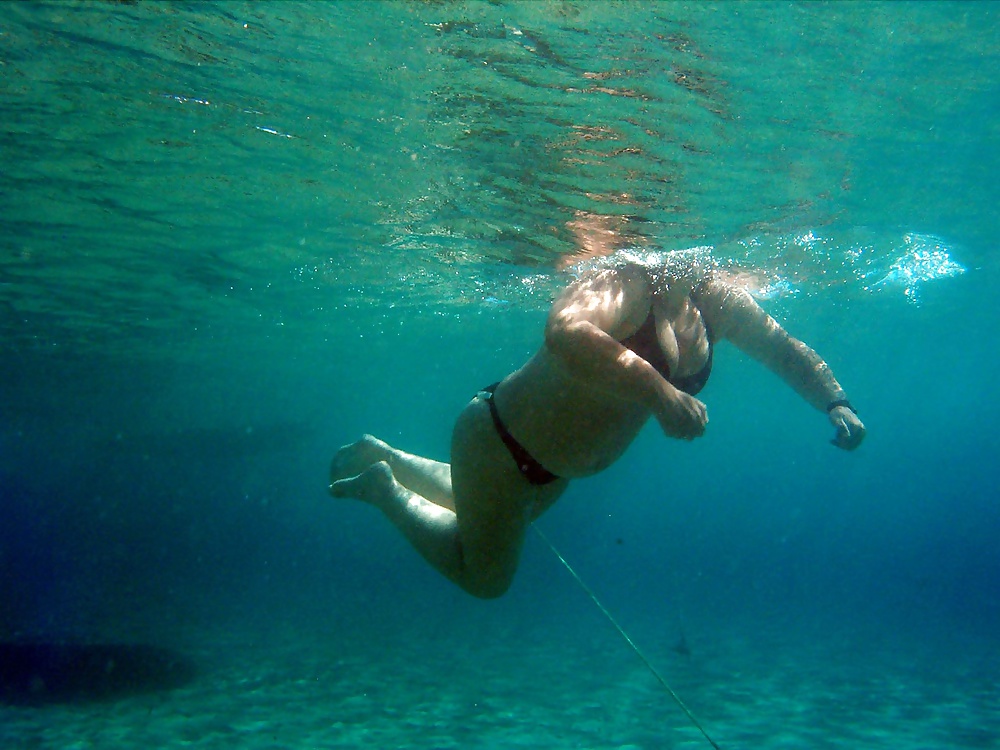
xmin=577 ymin=246 xmax=718 ymax=293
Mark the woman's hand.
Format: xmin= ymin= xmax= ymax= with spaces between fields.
xmin=829 ymin=405 xmax=866 ymax=450
xmin=651 ymin=380 xmax=709 ymax=440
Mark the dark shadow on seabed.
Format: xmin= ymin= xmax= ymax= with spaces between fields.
xmin=0 ymin=642 xmax=197 ymax=706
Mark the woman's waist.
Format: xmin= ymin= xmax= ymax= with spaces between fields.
xmin=492 ymin=368 xmax=648 ymax=477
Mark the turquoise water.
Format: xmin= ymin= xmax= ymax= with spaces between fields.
xmin=1 ymin=1 xmax=998 ymax=747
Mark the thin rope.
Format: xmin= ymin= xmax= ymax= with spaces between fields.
xmin=534 ymin=526 xmax=723 ymax=750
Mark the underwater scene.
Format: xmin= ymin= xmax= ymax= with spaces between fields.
xmin=1 ymin=1 xmax=998 ymax=748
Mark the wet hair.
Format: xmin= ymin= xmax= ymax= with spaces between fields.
xmin=576 ymin=246 xmax=718 ymax=294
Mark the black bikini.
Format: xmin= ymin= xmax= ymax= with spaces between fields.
xmin=619 ymin=302 xmax=714 ymax=398
xmin=483 ymin=296 xmax=714 ymax=486
xmin=481 ymin=383 xmax=561 ymax=485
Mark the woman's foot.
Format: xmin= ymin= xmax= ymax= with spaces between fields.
xmin=329 ymin=460 xmax=395 ymax=505
xmin=329 ymin=434 xmax=392 ymax=484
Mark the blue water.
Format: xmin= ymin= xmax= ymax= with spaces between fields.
xmin=1 ymin=2 xmax=998 ymax=747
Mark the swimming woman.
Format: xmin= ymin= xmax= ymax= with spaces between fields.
xmin=329 ymin=256 xmax=866 ymax=598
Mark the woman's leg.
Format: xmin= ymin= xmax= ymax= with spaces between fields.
xmin=330 ymin=434 xmax=454 ymax=509
xmin=330 ymin=460 xmax=466 ymax=584
xmin=329 ymin=397 xmax=567 ymax=598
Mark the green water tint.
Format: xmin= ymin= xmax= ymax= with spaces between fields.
xmin=1 ymin=1 xmax=990 ymax=358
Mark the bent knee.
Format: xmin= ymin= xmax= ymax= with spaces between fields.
xmin=455 ymin=557 xmax=515 ymax=599
xmin=461 ymin=574 xmax=513 ymax=600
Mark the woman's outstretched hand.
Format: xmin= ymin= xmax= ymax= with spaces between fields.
xmin=829 ymin=405 xmax=866 ymax=450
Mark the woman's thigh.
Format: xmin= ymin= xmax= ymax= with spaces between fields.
xmin=449 ymin=396 xmax=566 ymax=592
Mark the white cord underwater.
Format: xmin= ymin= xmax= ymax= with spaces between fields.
xmin=534 ymin=526 xmax=723 ymax=750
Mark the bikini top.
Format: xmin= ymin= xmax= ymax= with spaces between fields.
xmin=619 ymin=295 xmax=714 ymax=396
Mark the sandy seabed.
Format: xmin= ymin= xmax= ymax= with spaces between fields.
xmin=2 ymin=613 xmax=997 ymax=750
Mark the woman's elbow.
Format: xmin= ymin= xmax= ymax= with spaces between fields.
xmin=544 ymin=319 xmax=588 ymax=356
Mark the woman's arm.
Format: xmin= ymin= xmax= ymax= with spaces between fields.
xmin=698 ymin=278 xmax=866 ymax=450
xmin=544 ymin=267 xmax=708 ymax=440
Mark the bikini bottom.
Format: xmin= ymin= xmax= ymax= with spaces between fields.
xmin=479 ymin=383 xmax=560 ymax=486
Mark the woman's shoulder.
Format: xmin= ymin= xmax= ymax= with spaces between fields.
xmin=692 ymin=272 xmax=768 ymax=339
xmin=695 ymin=273 xmax=757 ymax=307
xmin=548 ymin=262 xmax=652 ymax=335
